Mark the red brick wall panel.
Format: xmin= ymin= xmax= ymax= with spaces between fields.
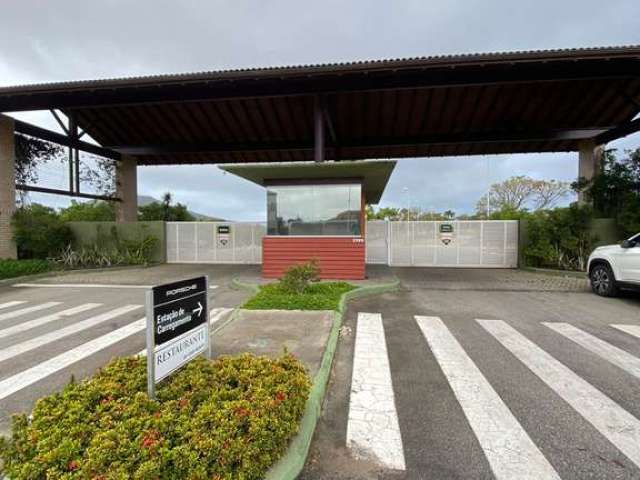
xmin=262 ymin=236 xmax=365 ymax=279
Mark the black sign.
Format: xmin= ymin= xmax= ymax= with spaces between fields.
xmin=440 ymin=224 xmax=454 ymax=233
xmin=151 ymin=277 xmax=208 ymax=345
xmin=217 ymin=225 xmax=230 ymax=234
xmin=152 ymin=276 xmax=207 ymax=305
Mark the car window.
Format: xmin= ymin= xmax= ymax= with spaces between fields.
xmin=631 ymin=233 xmax=640 ymax=244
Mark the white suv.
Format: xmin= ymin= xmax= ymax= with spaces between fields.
xmin=587 ymin=233 xmax=640 ymax=297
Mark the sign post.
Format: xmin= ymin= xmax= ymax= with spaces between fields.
xmin=145 ymin=276 xmax=210 ymax=399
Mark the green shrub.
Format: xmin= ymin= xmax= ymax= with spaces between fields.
xmin=243 ymin=281 xmax=355 ymax=310
xmin=55 ymin=235 xmax=158 ymax=268
xmin=0 ymin=259 xmax=53 ymax=279
xmin=523 ymin=204 xmax=596 ymax=271
xmin=12 ymin=204 xmax=72 ymax=259
xmin=0 ymin=353 xmax=311 ymax=480
xmin=279 ymin=259 xmax=321 ymax=294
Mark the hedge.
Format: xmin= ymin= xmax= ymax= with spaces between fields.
xmin=0 ymin=354 xmax=311 ymax=480
xmin=0 ymin=259 xmax=52 ymax=280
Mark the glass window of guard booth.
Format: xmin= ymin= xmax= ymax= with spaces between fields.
xmin=267 ymin=183 xmax=362 ymax=236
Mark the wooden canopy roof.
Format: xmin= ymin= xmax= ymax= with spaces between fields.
xmin=1 ymin=45 xmax=639 ymax=165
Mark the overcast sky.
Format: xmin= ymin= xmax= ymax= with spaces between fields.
xmin=1 ymin=0 xmax=639 ymax=220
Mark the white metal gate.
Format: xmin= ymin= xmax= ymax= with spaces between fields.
xmin=166 ymin=222 xmax=265 ymax=264
xmin=167 ymin=220 xmax=517 ymax=268
xmin=366 ymin=220 xmax=518 ymax=268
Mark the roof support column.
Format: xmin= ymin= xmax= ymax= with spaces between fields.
xmin=314 ymin=95 xmax=325 ymax=162
xmin=578 ymin=139 xmax=603 ymax=203
xmin=0 ymin=115 xmax=17 ymax=259
xmin=115 ymin=155 xmax=138 ymax=222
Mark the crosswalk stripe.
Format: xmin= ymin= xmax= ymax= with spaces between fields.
xmin=136 ymin=308 xmax=233 ymax=357
xmin=0 ymin=302 xmax=62 ymax=323
xmin=0 ymin=301 xmax=27 ymax=310
xmin=0 ymin=318 xmax=146 ymax=401
xmin=13 ymin=283 xmax=220 ymax=290
xmin=544 ymin=322 xmax=640 ymax=379
xmin=347 ymin=312 xmax=405 ymax=471
xmin=611 ymin=324 xmax=640 ymax=340
xmin=0 ymin=305 xmax=141 ymax=363
xmin=0 ymin=303 xmax=102 ymax=340
xmin=478 ymin=319 xmax=640 ymax=469
xmin=416 ymin=316 xmax=559 ymax=479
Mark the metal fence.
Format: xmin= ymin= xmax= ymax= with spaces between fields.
xmin=166 ymin=222 xmax=265 ymax=264
xmin=167 ymin=220 xmax=518 ymax=268
xmin=366 ymin=220 xmax=519 ymax=268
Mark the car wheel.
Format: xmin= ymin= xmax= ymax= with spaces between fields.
xmin=590 ymin=264 xmax=619 ymax=297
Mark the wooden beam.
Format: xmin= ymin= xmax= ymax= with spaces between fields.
xmin=595 ymin=117 xmax=640 ymax=144
xmin=14 ymin=119 xmax=121 ymax=160
xmin=15 ymin=184 xmax=121 ymax=202
xmin=314 ymin=95 xmax=325 ymax=162
xmin=107 ymin=127 xmax=610 ymax=156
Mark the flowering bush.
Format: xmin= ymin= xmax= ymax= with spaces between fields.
xmin=0 ymin=353 xmax=311 ymax=479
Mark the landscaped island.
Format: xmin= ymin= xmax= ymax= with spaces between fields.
xmin=0 ymin=354 xmax=310 ymax=479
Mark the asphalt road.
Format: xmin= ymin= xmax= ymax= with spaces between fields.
xmin=301 ymin=269 xmax=640 ymax=480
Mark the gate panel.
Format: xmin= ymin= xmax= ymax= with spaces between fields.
xmin=365 ymin=221 xmax=388 ymax=264
xmin=166 ymin=222 xmax=265 ymax=264
xmin=481 ymin=222 xmax=506 ymax=266
xmin=367 ymin=220 xmax=518 ymax=268
xmin=390 ymin=222 xmax=412 ymax=266
xmin=458 ymin=221 xmax=482 ymax=266
xmin=412 ymin=222 xmax=437 ymax=266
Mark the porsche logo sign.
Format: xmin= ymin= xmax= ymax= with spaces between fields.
xmin=439 ymin=223 xmax=454 ymax=246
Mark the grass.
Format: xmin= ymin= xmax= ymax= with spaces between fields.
xmin=243 ymin=281 xmax=356 ymax=310
xmin=0 ymin=258 xmax=53 ymax=280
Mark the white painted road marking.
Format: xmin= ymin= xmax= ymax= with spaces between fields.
xmin=0 ymin=303 xmax=102 ymax=340
xmin=416 ymin=316 xmax=559 ymax=480
xmin=347 ymin=312 xmax=405 ymax=471
xmin=0 ymin=302 xmax=62 ymax=323
xmin=0 ymin=305 xmax=141 ymax=363
xmin=479 ymin=319 xmax=640 ymax=469
xmin=611 ymin=324 xmax=640 ymax=340
xmin=544 ymin=322 xmax=640 ymax=379
xmin=0 ymin=301 xmax=27 ymax=310
xmin=136 ymin=307 xmax=233 ymax=356
xmin=13 ymin=283 xmax=219 ymax=290
xmin=0 ymin=317 xmax=146 ymax=400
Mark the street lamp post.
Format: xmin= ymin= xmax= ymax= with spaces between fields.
xmin=402 ymin=187 xmax=410 ymax=222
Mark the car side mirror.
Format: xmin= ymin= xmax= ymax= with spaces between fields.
xmin=621 ymin=239 xmax=636 ymax=249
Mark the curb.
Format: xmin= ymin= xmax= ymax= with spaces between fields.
xmin=520 ymin=266 xmax=587 ymax=279
xmin=0 ymin=263 xmax=161 ymax=287
xmin=262 ymin=278 xmax=401 ymax=480
xmin=230 ymin=277 xmax=261 ymax=294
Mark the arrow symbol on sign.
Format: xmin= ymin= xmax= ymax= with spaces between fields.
xmin=193 ymin=302 xmax=203 ymax=317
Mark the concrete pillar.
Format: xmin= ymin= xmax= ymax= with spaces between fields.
xmin=115 ymin=155 xmax=138 ymax=222
xmin=578 ymin=139 xmax=603 ymax=203
xmin=0 ymin=115 xmax=17 ymax=259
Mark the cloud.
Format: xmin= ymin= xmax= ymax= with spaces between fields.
xmin=2 ymin=0 xmax=639 ymax=217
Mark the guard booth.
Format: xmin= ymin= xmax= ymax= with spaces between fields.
xmin=221 ymin=160 xmax=396 ymax=279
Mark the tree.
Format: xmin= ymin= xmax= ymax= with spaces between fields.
xmin=138 ymin=193 xmax=195 ymax=221
xmin=366 ymin=206 xmax=401 ymax=220
xmin=531 ymin=179 xmax=571 ymax=210
xmin=59 ymin=200 xmax=116 ymax=222
xmin=573 ymin=147 xmax=640 ymax=236
xmin=476 ymin=176 xmax=571 ymax=216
